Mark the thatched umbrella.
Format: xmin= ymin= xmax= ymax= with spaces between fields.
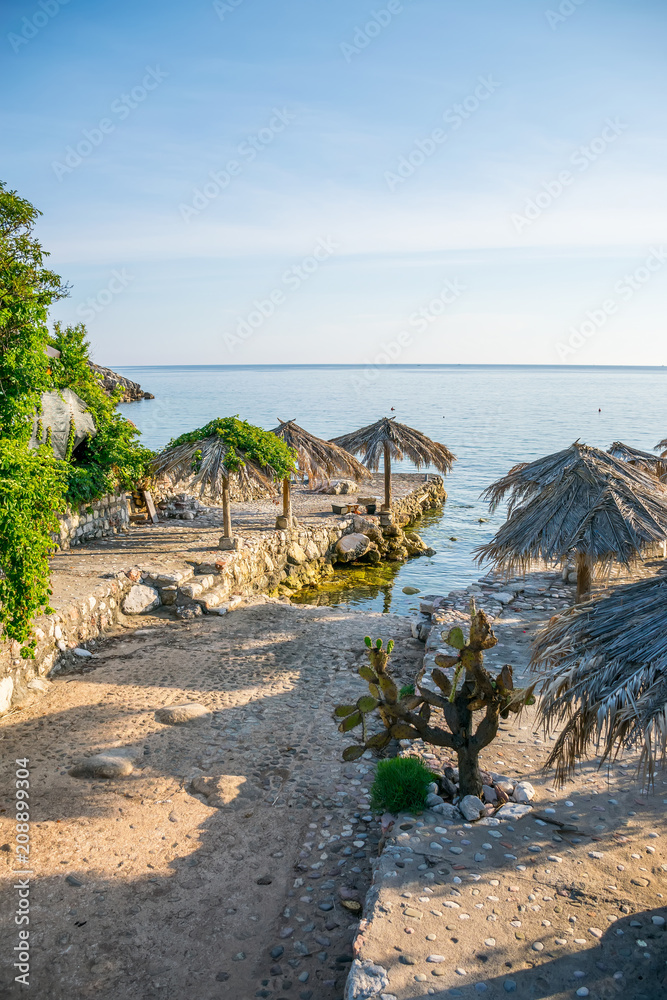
xmin=608 ymin=441 xmax=667 ymax=478
xmin=656 ymin=437 xmax=667 ymax=458
xmin=531 ymin=573 xmax=667 ymax=784
xmin=270 ymin=419 xmax=370 ymax=526
xmin=331 ymin=417 xmax=456 ymax=510
xmin=476 ymin=442 xmax=667 ymax=601
xmin=153 ymin=417 xmax=295 ymax=543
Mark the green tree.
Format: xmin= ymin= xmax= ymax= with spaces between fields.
xmin=50 ymin=323 xmax=154 ymax=504
xmin=0 ymin=181 xmax=68 ymax=441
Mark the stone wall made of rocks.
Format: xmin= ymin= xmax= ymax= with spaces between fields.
xmin=0 ymin=479 xmax=448 ymax=719
xmin=56 ymin=493 xmax=130 ymax=550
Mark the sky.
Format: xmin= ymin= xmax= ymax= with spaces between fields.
xmin=2 ymin=0 xmax=667 ymax=366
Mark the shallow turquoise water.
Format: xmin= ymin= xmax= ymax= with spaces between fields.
xmin=116 ymin=364 xmax=667 ymax=613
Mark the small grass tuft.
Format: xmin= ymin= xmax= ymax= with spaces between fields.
xmin=370 ymin=756 xmax=435 ymax=815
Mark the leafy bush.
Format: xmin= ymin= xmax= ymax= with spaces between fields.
xmin=0 ymin=440 xmax=65 ymax=653
xmin=50 ymin=323 xmax=153 ymax=504
xmin=370 ymin=756 xmax=435 ymax=815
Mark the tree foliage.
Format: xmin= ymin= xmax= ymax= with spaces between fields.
xmin=164 ymin=416 xmax=296 ymax=480
xmin=0 ymin=183 xmax=152 ymax=650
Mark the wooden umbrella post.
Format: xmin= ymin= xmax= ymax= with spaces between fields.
xmin=383 ymin=441 xmax=391 ymax=511
xmin=282 ymin=476 xmax=292 ymax=527
xmin=575 ymin=551 xmax=592 ymax=602
xmin=219 ymin=474 xmax=236 ymax=549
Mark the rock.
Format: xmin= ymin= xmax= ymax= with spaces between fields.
xmin=122 ymin=584 xmax=160 ymax=615
xmin=459 ymin=795 xmax=485 ymax=821
xmin=495 ymin=780 xmax=515 ymax=795
xmin=402 ymin=586 xmax=421 ymax=595
xmin=345 ymin=959 xmax=389 ymax=1000
xmin=72 ymin=647 xmax=93 ymax=658
xmin=69 ymin=754 xmax=134 ymax=779
xmin=512 ymin=781 xmax=535 ymax=803
xmin=287 ymin=544 xmax=307 ymax=565
xmin=495 ymin=592 xmax=514 ymax=604
xmin=497 ymin=803 xmax=532 ymax=821
xmin=426 ymin=792 xmax=445 ymax=808
xmin=0 ymin=676 xmax=14 ymax=715
xmin=335 ymin=533 xmax=371 ymax=563
xmin=482 ymin=784 xmax=497 ymax=803
xmin=175 ymin=605 xmax=203 ymax=620
xmin=218 ymin=536 xmax=239 ymax=551
xmin=65 ymin=874 xmax=83 ymax=886
xmin=431 ymin=802 xmax=460 ymax=821
xmin=155 ymin=703 xmax=210 ymax=725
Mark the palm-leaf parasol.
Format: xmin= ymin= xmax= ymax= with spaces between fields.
xmin=270 ymin=419 xmax=370 ymax=525
xmin=476 ymin=442 xmax=667 ymax=600
xmin=608 ymin=441 xmax=667 ymax=479
xmin=331 ymin=416 xmax=456 ymax=509
xmin=153 ymin=417 xmax=295 ymax=541
xmin=531 ymin=573 xmax=667 ymax=784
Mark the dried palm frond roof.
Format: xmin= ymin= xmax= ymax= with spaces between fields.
xmin=481 ymin=441 xmax=662 ymax=515
xmin=270 ymin=419 xmax=371 ymax=483
xmin=608 ymin=441 xmax=667 ymax=476
xmin=152 ymin=417 xmax=295 ymax=498
xmin=656 ymin=437 xmax=667 ymax=457
xmin=531 ymin=573 xmax=667 ymax=784
xmin=330 ymin=417 xmax=456 ymax=474
xmin=475 ymin=470 xmax=667 ymax=575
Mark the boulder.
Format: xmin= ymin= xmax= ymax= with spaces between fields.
xmin=430 ymin=802 xmax=460 ymax=821
xmin=426 ymin=792 xmax=445 ymax=808
xmin=497 ymin=802 xmax=532 ymax=821
xmin=335 ymin=533 xmax=371 ymax=562
xmin=482 ymin=784 xmax=498 ymax=804
xmin=155 ymin=703 xmax=210 ymax=725
xmin=69 ymin=754 xmax=134 ymax=779
xmin=287 ymin=543 xmax=307 ymax=565
xmin=513 ymin=781 xmax=536 ymax=803
xmin=122 ymin=584 xmax=160 ymax=615
xmin=403 ymin=586 xmax=421 ymax=595
xmin=459 ymin=795 xmax=486 ymax=821
xmin=345 ymin=959 xmax=389 ymax=1000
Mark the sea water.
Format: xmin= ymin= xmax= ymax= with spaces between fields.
xmin=116 ymin=364 xmax=667 ymax=614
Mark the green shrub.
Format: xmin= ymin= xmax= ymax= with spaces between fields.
xmin=164 ymin=416 xmax=295 ymax=480
xmin=370 ymin=756 xmax=436 ymax=815
xmin=0 ymin=440 xmax=65 ymax=653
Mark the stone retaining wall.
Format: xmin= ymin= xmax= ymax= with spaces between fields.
xmin=56 ymin=493 xmax=130 ymax=550
xmin=0 ymin=479 xmax=447 ymax=718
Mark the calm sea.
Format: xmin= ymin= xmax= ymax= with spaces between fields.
xmin=116 ymin=365 xmax=667 ymax=615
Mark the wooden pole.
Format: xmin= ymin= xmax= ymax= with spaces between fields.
xmin=383 ymin=442 xmax=391 ymax=510
xmin=575 ymin=551 xmax=592 ymax=603
xmin=282 ymin=476 xmax=292 ymax=526
xmin=222 ymin=475 xmax=232 ymax=538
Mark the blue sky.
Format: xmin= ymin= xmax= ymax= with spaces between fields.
xmin=2 ymin=0 xmax=667 ymax=365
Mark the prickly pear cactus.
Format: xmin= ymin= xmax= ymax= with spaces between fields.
xmin=333 ymin=600 xmax=536 ymax=797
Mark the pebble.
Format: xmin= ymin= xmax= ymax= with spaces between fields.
xmin=503 ymin=981 xmax=517 ymax=993
xmin=427 ymin=955 xmax=446 ymax=963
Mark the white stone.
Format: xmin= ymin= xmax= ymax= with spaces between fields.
xmin=345 ymin=959 xmax=389 ymax=1000
xmin=335 ymin=533 xmax=371 ymax=562
xmin=459 ymin=795 xmax=485 ymax=821
xmin=0 ymin=676 xmax=14 ymax=714
xmin=122 ymin=584 xmax=160 ymax=615
xmin=482 ymin=784 xmax=497 ymax=804
xmin=69 ymin=754 xmax=134 ymax=779
xmin=512 ymin=781 xmax=535 ymax=803
xmin=155 ymin=703 xmax=210 ymax=725
xmin=497 ymin=803 xmax=532 ymax=821
xmin=72 ymin=648 xmax=92 ymax=658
